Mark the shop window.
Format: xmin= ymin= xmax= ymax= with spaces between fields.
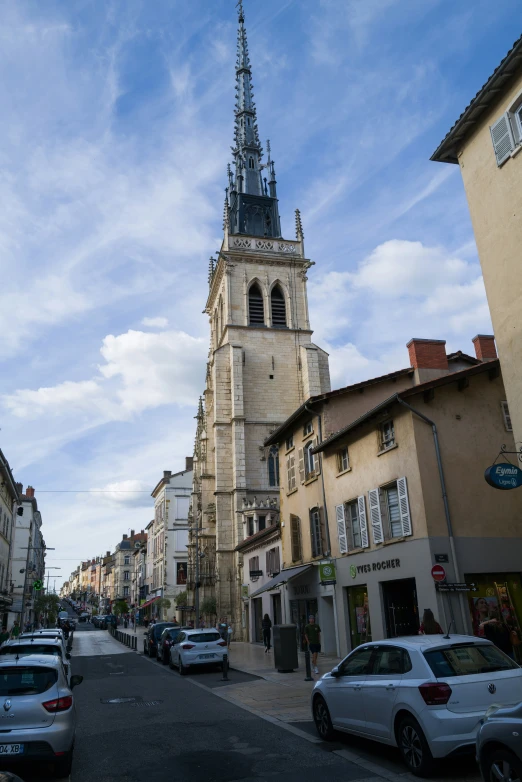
xmin=379 ymin=420 xmax=395 ymax=451
xmin=337 ymin=447 xmax=349 ymax=473
xmin=268 ymin=446 xmax=279 ymax=487
xmin=290 ymin=515 xmax=302 ymax=562
xmin=309 ymin=507 xmax=324 ymax=558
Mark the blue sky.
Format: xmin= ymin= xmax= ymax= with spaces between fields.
xmin=0 ymin=0 xmax=518 ymax=578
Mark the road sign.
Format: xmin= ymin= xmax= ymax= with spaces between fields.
xmin=33 ymin=580 xmax=43 ymax=591
xmin=435 ymin=554 xmax=449 ymax=563
xmin=436 ymin=582 xmax=478 ymax=593
xmin=431 ymin=564 xmax=446 ymax=583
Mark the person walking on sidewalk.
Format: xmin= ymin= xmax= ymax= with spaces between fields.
xmin=262 ymin=614 xmax=272 ymax=652
xmin=304 ymin=615 xmax=321 ymax=674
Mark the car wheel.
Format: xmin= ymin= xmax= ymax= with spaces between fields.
xmin=313 ymin=695 xmax=335 ymax=741
xmin=179 ymin=657 xmax=188 ymax=676
xmin=485 ymin=748 xmax=522 ymax=782
xmin=54 ymin=748 xmax=73 ymax=778
xmin=398 ymin=716 xmax=433 ymax=777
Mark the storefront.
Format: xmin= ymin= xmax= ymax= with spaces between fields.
xmin=465 ymin=572 xmax=522 ymax=662
xmin=284 ymin=564 xmax=338 ymax=656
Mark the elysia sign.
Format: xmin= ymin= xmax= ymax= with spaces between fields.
xmin=485 ymin=463 xmax=522 ymax=490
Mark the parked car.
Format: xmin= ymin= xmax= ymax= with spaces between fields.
xmin=477 ymin=701 xmax=522 ymax=782
xmin=20 ymin=632 xmax=69 ymax=658
xmin=0 ymin=654 xmax=83 ymax=778
xmin=158 ymin=626 xmax=187 ymax=665
xmin=0 ymin=638 xmax=72 ymax=681
xmin=169 ymin=628 xmax=228 ymax=674
xmin=143 ymin=622 xmax=178 ymax=658
xmin=311 ymin=635 xmax=522 ymax=776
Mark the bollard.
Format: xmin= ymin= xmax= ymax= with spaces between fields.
xmin=304 ymin=649 xmax=313 ymax=682
xmin=221 ymin=653 xmax=229 ymax=681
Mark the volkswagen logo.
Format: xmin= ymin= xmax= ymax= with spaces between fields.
xmin=488 ymin=683 xmax=496 ymax=694
xmin=3 ymin=700 xmax=11 ymax=712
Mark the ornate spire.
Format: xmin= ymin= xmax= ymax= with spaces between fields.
xmin=227 ymin=2 xmax=282 ymax=238
xmin=295 ymin=209 xmax=304 ymax=240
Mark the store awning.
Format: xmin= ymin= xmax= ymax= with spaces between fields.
xmin=249 ymin=565 xmax=312 ymax=598
xmin=138 ymin=596 xmax=160 ymax=610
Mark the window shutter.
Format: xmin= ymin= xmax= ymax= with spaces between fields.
xmin=502 ymin=401 xmax=513 ymax=432
xmin=357 ymin=495 xmax=369 ymax=549
xmin=368 ymin=488 xmax=384 ymax=544
xmin=289 ymin=453 xmax=296 ymax=490
xmin=335 ymin=504 xmax=348 ymax=554
xmin=290 ymin=515 xmax=301 ymax=561
xmin=490 ymin=113 xmax=515 ymax=166
xmin=312 ymin=438 xmax=321 ymax=475
xmin=397 ymin=477 xmax=412 ymax=536
xmin=298 ymin=448 xmax=305 ymax=483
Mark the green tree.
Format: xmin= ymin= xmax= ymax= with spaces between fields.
xmin=174 ymin=591 xmax=187 ymax=607
xmin=113 ymin=600 xmax=129 ymax=616
xmin=200 ymin=597 xmax=216 ymax=617
xmin=34 ymin=594 xmax=60 ymax=626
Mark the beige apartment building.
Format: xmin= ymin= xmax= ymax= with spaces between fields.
xmin=432 ymin=35 xmax=522 ymax=450
xmin=263 ymin=336 xmax=522 ymax=657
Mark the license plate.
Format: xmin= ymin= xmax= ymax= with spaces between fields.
xmin=0 ymin=744 xmax=23 ymax=755
xmin=199 ymin=653 xmax=215 ymax=659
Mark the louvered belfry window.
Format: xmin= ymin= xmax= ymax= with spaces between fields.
xmin=248 ymin=283 xmax=265 ymax=325
xmin=271 ymin=286 xmax=287 ymax=327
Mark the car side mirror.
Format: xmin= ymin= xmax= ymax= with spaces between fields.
xmin=330 ymin=666 xmax=342 ymax=678
xmin=70 ymin=674 xmax=83 ymax=689
xmin=66 ymin=652 xmax=71 ymax=660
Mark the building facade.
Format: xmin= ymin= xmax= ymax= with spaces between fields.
xmin=9 ymin=486 xmax=45 ymax=630
xmin=0 ymin=452 xmax=19 ymax=627
xmin=431 ymin=36 xmax=522 ymax=451
xmin=190 ymin=1 xmax=330 ymax=639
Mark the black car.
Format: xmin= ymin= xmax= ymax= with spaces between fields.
xmin=143 ymin=622 xmax=178 ymax=658
xmin=158 ymin=626 xmax=186 ymax=664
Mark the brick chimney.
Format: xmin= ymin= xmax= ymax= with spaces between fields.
xmin=122 ymin=534 xmax=127 ymax=540
xmin=163 ymin=470 xmax=172 ymax=481
xmin=15 ymin=483 xmax=23 ymax=495
xmin=185 ymin=456 xmax=194 ymax=472
xmin=407 ymin=338 xmax=449 ymax=384
xmin=25 ymin=486 xmax=35 ymax=498
xmin=472 ymin=334 xmax=497 ymax=362
xmin=130 ymin=529 xmax=135 ymax=537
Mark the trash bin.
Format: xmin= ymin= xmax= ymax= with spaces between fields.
xmin=273 ymin=624 xmax=298 ymax=672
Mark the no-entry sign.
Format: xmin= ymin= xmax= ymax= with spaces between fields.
xmin=431 ymin=564 xmax=446 ymax=583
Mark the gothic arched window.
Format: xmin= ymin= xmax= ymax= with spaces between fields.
xmin=271 ymin=285 xmax=287 ymax=328
xmin=249 ymin=156 xmax=254 ymax=169
xmin=268 ymin=446 xmax=279 ymax=487
xmin=248 ymin=283 xmax=265 ymax=325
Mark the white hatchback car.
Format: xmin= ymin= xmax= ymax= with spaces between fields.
xmin=312 ymin=635 xmax=522 ymax=776
xmin=169 ymin=628 xmax=228 ymax=674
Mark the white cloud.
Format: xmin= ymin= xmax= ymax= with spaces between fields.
xmin=3 ymin=328 xmax=207 ymax=421
xmin=90 ymin=480 xmax=152 ymax=508
xmin=141 ymin=316 xmax=169 ymax=328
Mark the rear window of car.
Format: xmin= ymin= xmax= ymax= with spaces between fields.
xmin=153 ymin=624 xmax=176 ymax=638
xmin=0 ymin=667 xmax=57 ymax=696
xmin=424 ymin=643 xmax=519 ymax=677
xmin=187 ymin=632 xmax=221 ymax=643
xmin=0 ymin=645 xmax=61 ymax=657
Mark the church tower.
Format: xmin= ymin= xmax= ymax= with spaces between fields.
xmin=190 ymin=1 xmax=330 ymax=637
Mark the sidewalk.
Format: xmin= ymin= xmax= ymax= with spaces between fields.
xmin=118 ymin=626 xmax=339 ymax=724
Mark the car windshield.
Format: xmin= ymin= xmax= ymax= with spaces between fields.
xmin=0 ymin=645 xmax=61 ymax=657
xmin=424 ymin=643 xmax=519 ymax=677
xmin=0 ymin=666 xmax=57 ymax=696
xmin=187 ymin=632 xmax=221 ymax=643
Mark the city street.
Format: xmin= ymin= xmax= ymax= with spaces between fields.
xmin=1 ymin=611 xmax=482 ymax=782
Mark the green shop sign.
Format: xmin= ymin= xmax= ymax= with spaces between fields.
xmin=319 ymin=563 xmax=336 ymax=585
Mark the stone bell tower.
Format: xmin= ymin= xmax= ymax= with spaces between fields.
xmin=189 ymin=0 xmax=330 ymax=637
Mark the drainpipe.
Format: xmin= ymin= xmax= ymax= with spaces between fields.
xmin=395 ymin=397 xmax=467 ymax=632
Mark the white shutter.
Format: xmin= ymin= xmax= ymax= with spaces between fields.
xmin=397 ymin=476 xmax=413 ymax=537
xmin=312 ymin=438 xmax=321 ymax=475
xmin=335 ymin=504 xmax=348 ymax=554
xmin=298 ymin=448 xmax=305 ymax=483
xmin=368 ymin=488 xmax=384 ymax=545
xmin=490 ymin=113 xmax=515 ymax=166
xmin=290 ymin=454 xmax=296 ymax=490
xmin=357 ymin=495 xmax=369 ymax=549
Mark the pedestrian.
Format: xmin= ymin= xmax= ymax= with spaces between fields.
xmin=418 ymin=609 xmax=443 ymax=635
xmin=227 ymin=622 xmax=233 ymax=648
xmin=0 ymin=627 xmax=9 ymax=646
xmin=219 ymin=617 xmax=228 ymax=641
xmin=304 ymin=615 xmax=321 ymax=674
xmin=11 ymin=620 xmax=20 ymax=639
xmin=262 ymin=613 xmax=272 ymax=652
xmin=480 ymin=608 xmax=514 ymax=657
